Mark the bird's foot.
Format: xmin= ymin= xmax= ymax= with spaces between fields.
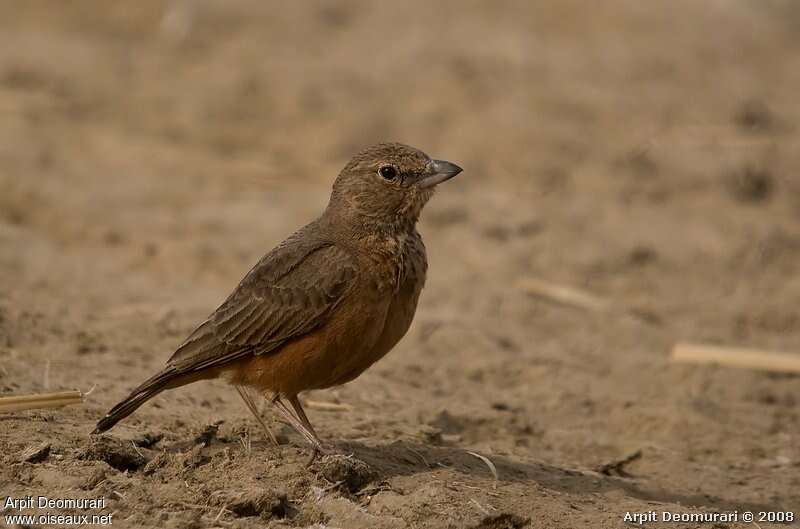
xmin=305 ymin=446 xmax=322 ymax=467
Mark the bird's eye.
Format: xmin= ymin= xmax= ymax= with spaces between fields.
xmin=378 ymin=165 xmax=397 ymax=180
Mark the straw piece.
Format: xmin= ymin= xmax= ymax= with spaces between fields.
xmin=517 ymin=278 xmax=660 ymax=324
xmin=517 ymin=278 xmax=611 ymax=312
xmin=0 ymin=390 xmax=85 ymax=413
xmin=466 ymin=451 xmax=499 ymax=488
xmin=671 ymin=343 xmax=800 ymax=374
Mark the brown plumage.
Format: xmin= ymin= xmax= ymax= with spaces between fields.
xmin=93 ymin=143 xmax=462 ymax=453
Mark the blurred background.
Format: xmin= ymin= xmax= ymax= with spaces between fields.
xmin=1 ymin=1 xmax=799 ymax=527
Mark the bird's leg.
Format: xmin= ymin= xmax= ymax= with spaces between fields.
xmin=235 ymin=385 xmax=279 ymax=446
xmin=269 ymin=393 xmax=323 ymax=452
xmin=288 ymin=395 xmax=323 ymax=466
xmin=288 ymin=395 xmax=319 ymax=440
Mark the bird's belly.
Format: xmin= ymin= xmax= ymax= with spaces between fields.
xmin=228 ymin=296 xmax=390 ymax=395
xmin=229 ymin=273 xmax=424 ymax=396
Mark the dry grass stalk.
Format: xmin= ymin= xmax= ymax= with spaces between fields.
xmin=466 ymin=451 xmax=499 ymax=488
xmin=517 ymin=278 xmax=611 ymax=312
xmin=517 ymin=277 xmax=658 ymax=324
xmin=0 ymin=390 xmax=85 ymax=413
xmin=671 ymin=343 xmax=800 ymax=374
xmin=235 ymin=384 xmax=278 ymax=446
xmin=212 ymin=504 xmax=229 ymax=523
xmin=596 ymin=449 xmax=642 ymax=476
xmin=469 ymin=498 xmax=491 ymax=516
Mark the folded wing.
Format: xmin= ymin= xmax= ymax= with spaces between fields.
xmin=168 ymin=231 xmax=357 ymax=374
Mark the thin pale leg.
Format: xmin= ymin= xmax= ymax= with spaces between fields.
xmin=235 ymin=385 xmax=278 ymax=446
xmin=269 ymin=393 xmax=322 ymax=451
xmin=288 ymin=395 xmax=319 ymax=440
xmin=288 ymin=395 xmax=323 ymax=465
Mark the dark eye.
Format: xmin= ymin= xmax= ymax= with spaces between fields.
xmin=378 ymin=165 xmax=397 ymax=180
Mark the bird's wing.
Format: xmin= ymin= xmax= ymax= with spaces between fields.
xmin=166 ymin=232 xmax=357 ymax=374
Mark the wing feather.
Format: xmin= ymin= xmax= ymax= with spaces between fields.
xmin=166 ymin=229 xmax=357 ymax=374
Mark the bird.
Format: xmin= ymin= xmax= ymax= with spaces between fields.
xmin=93 ymin=142 xmax=462 ymax=456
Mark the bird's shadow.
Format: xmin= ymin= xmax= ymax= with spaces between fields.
xmin=332 ymin=439 xmax=781 ymax=514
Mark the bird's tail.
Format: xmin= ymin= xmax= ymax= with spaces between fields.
xmin=93 ymin=368 xmax=180 ymax=434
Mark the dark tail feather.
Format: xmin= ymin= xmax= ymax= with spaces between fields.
xmin=93 ymin=368 xmax=179 ymax=434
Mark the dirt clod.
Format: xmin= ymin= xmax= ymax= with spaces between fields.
xmin=227 ymin=489 xmax=289 ymax=519
xmin=80 ymin=436 xmax=148 ymax=472
xmin=132 ymin=432 xmax=163 ymax=448
xmin=419 ymin=425 xmax=443 ymax=444
xmin=179 ymin=445 xmax=210 ymax=469
xmin=319 ymin=455 xmax=376 ymax=493
xmin=142 ymin=451 xmax=170 ymax=476
xmin=194 ymin=422 xmax=221 ymax=446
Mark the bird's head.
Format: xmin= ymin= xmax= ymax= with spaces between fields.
xmin=327 ymin=143 xmax=462 ymax=231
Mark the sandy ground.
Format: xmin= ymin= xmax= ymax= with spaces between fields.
xmin=2 ymin=1 xmax=800 ymax=528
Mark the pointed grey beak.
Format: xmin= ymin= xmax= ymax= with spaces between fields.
xmin=419 ymin=159 xmax=463 ymax=189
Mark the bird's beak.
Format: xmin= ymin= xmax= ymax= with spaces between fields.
xmin=418 ymin=159 xmax=463 ymax=189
